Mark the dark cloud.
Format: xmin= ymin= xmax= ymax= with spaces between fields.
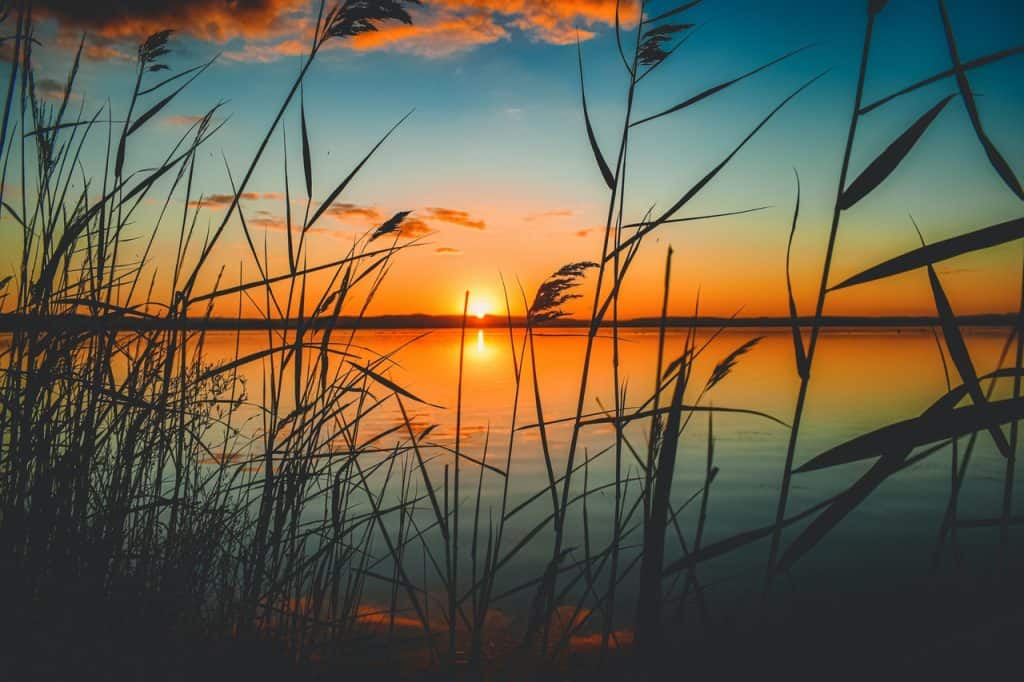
xmin=34 ymin=76 xmax=69 ymax=101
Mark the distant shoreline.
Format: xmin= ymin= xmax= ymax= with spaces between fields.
xmin=0 ymin=313 xmax=1016 ymax=332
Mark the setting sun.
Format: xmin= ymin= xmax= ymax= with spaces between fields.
xmin=469 ymin=298 xmax=492 ymax=319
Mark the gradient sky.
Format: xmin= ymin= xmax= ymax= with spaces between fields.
xmin=9 ymin=0 xmax=1024 ymax=319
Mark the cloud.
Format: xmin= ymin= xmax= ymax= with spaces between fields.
xmin=37 ymin=1 xmax=303 ymax=43
xmin=323 ymin=202 xmax=384 ymax=223
xmin=396 ymin=216 xmax=432 ymax=238
xmin=34 ymin=76 xmax=72 ymax=101
xmin=187 ymin=192 xmax=284 ymax=209
xmin=249 ymin=214 xmax=334 ymax=237
xmin=184 ymin=193 xmax=481 ymax=240
xmin=424 ymin=207 xmax=486 ymax=230
xmin=164 ymin=113 xmax=220 ymax=126
xmin=347 ymin=9 xmax=509 ymax=58
xmin=435 ymin=247 xmax=462 ymax=255
xmin=34 ymin=0 xmax=634 ymax=62
xmin=574 ymin=227 xmax=598 ymax=237
xmin=525 ymin=209 xmax=575 ymax=222
xmin=446 ymin=0 xmax=636 ymax=45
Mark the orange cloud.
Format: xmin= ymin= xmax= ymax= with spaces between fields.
xmin=525 ymin=208 xmax=575 ymax=222
xmin=37 ymin=1 xmax=304 ymax=43
xmin=349 ymin=9 xmax=508 ymax=57
xmin=424 ymin=207 xmax=485 ymax=230
xmin=188 ymin=192 xmax=284 ymax=209
xmin=435 ymin=247 xmax=462 ymax=255
xmin=36 ymin=0 xmax=635 ymax=62
xmin=250 ymin=214 xmax=337 ymax=237
xmin=396 ymin=216 xmax=432 ymax=238
xmin=324 ymin=202 xmax=384 ymax=223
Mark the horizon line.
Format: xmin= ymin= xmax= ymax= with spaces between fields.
xmin=1 ymin=312 xmax=1017 ymax=333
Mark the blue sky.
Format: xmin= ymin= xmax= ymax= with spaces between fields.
xmin=10 ymin=0 xmax=1024 ymax=317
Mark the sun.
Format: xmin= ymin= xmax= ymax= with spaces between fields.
xmin=468 ymin=299 xmax=491 ymax=319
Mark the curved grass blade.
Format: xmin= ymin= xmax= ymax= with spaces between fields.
xmin=614 ymin=0 xmax=633 ymax=76
xmin=794 ymin=397 xmax=1024 ymax=474
xmin=938 ymin=0 xmax=1024 ymax=200
xmin=197 ymin=344 xmax=356 ymax=383
xmin=126 ymin=55 xmax=216 ymax=136
xmin=631 ymin=45 xmax=813 ymax=128
xmin=779 ymin=450 xmax=905 ymax=572
xmin=926 ymin=262 xmax=1012 ymax=458
xmin=519 ymin=403 xmax=789 ymax=430
xmin=928 ymin=369 xmax=1024 ymax=413
xmin=662 ymin=493 xmax=836 ymax=575
xmin=300 ymin=86 xmax=312 ymax=198
xmin=188 ymin=243 xmax=411 ymax=304
xmin=305 ymin=110 xmax=413 ymax=230
xmin=830 ymin=216 xmax=1024 ymax=291
xmin=349 ymin=361 xmax=444 ymax=409
xmin=612 ymin=70 xmax=826 ymax=259
xmin=838 ymin=94 xmax=955 ymax=210
xmin=646 ymin=0 xmax=705 ymax=26
xmin=859 ymin=44 xmax=1024 ymax=115
xmin=577 ymin=37 xmax=615 ymax=190
xmin=787 ymin=169 xmax=808 ymax=378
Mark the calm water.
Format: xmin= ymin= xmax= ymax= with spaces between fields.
xmin=193 ymin=326 xmax=1019 ymax=611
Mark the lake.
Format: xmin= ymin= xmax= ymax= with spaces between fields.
xmin=186 ymin=325 xmax=1019 ymax=625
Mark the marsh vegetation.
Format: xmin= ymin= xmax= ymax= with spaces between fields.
xmin=1 ymin=0 xmax=1023 ymax=679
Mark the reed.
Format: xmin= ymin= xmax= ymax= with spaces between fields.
xmin=1 ymin=1 xmax=1022 ymax=678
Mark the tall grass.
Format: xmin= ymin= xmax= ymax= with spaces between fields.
xmin=1 ymin=0 xmax=1022 ymax=678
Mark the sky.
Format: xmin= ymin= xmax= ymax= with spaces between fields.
xmin=7 ymin=0 xmax=1024 ymax=319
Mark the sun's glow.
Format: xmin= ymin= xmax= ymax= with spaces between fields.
xmin=468 ymin=299 xmax=491 ymax=319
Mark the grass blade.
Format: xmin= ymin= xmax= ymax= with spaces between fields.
xmin=630 ymin=45 xmax=813 ymax=128
xmin=646 ymin=1 xmax=705 ymax=26
xmin=795 ymin=397 xmax=1024 ymax=473
xmin=938 ymin=0 xmax=1024 ymax=199
xmin=838 ymin=94 xmax=955 ymax=210
xmin=830 ymin=216 xmax=1024 ymax=291
xmin=926 ymin=261 xmax=1012 ymax=458
xmin=300 ymin=86 xmax=312 ymax=198
xmin=787 ymin=169 xmax=808 ymax=378
xmin=348 ymin=361 xmax=444 ymax=409
xmin=578 ymin=37 xmax=615 ymax=190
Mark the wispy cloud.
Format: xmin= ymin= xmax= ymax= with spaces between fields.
xmin=250 ymin=215 xmax=336 ymax=238
xmin=424 ymin=207 xmax=486 ymax=230
xmin=435 ymin=246 xmax=463 ymax=255
xmin=34 ymin=76 xmax=75 ymax=102
xmin=525 ymin=208 xmax=575 ymax=222
xmin=323 ymin=203 xmax=384 ymax=223
xmin=164 ymin=113 xmax=220 ymax=127
xmin=187 ymin=192 xmax=284 ymax=209
xmin=186 ymin=194 xmax=482 ymax=241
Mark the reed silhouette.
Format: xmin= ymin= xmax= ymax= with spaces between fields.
xmin=1 ymin=1 xmax=1023 ymax=680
